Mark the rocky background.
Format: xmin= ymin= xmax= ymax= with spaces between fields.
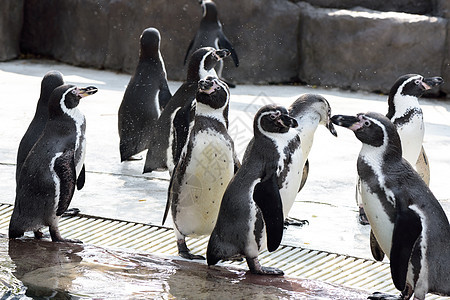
xmin=1 ymin=0 xmax=449 ymax=95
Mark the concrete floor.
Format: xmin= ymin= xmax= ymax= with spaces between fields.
xmin=1 ymin=59 xmax=449 ymax=264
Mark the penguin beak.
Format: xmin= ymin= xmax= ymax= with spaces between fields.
xmin=77 ymin=86 xmax=98 ymax=98
xmin=214 ymin=49 xmax=230 ymax=60
xmin=278 ymin=114 xmax=298 ymax=129
xmin=326 ymin=119 xmax=338 ymax=137
xmin=331 ymin=114 xmax=363 ymax=132
xmin=422 ymin=76 xmax=444 ymax=90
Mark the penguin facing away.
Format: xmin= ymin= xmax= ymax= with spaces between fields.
xmin=332 ymin=112 xmax=450 ymax=300
xmin=286 ymin=94 xmax=337 ymax=225
xmin=357 ymin=74 xmax=444 ymax=225
xmin=10 ymin=84 xmax=98 ymax=243
xmin=143 ymin=47 xmax=230 ymax=174
xmin=207 ymin=104 xmax=299 ymax=275
xmin=16 ymin=70 xmax=64 ymax=183
xmin=164 ymin=76 xmax=239 ymax=260
xmin=184 ymin=0 xmax=239 ymax=84
xmin=118 ymin=27 xmax=172 ymax=162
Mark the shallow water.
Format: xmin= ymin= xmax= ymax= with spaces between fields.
xmin=0 ymin=236 xmax=369 ymax=299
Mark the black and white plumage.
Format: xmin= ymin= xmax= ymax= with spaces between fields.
xmin=332 ymin=112 xmax=450 ymax=300
xmin=16 ymin=70 xmax=64 ymax=183
xmin=9 ymin=85 xmax=98 ymax=243
xmin=164 ymin=76 xmax=239 ymax=260
xmin=286 ymin=94 xmax=337 ymax=225
xmin=184 ymin=0 xmax=238 ymax=83
xmin=143 ymin=47 xmax=230 ymax=174
xmin=118 ymin=27 xmax=171 ymax=162
xmin=207 ymin=104 xmax=299 ymax=275
xmin=357 ymin=74 xmax=443 ymax=224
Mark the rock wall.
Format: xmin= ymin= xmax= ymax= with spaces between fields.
xmin=1 ymin=0 xmax=450 ymax=94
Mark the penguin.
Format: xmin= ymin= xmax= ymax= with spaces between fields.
xmin=143 ymin=47 xmax=230 ymax=174
xmin=207 ymin=104 xmax=298 ymax=275
xmin=163 ymin=76 xmax=239 ymax=260
xmin=16 ymin=70 xmax=64 ymax=183
xmin=9 ymin=84 xmax=98 ymax=242
xmin=118 ymin=27 xmax=171 ymax=162
xmin=184 ymin=0 xmax=239 ymax=86
xmin=357 ymin=74 xmax=444 ymax=224
xmin=332 ymin=112 xmax=450 ymax=300
xmin=285 ymin=94 xmax=337 ymax=225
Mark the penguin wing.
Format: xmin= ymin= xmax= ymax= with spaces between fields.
xmin=253 ymin=173 xmax=284 ymax=252
xmin=172 ymin=100 xmax=196 ymax=165
xmin=76 ymin=164 xmax=85 ymax=190
xmin=298 ymin=159 xmax=309 ymax=192
xmin=158 ymin=79 xmax=172 ymax=110
xmin=390 ymin=196 xmax=422 ymax=291
xmin=162 ymin=171 xmax=175 ymax=225
xmin=218 ymin=32 xmax=239 ymax=67
xmin=370 ymin=229 xmax=385 ymax=261
xmin=183 ymin=38 xmax=195 ymax=65
xmin=54 ymin=150 xmax=77 ymax=216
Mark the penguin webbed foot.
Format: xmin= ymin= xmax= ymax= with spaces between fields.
xmin=368 ymin=292 xmax=403 ymax=300
xmin=177 ymin=240 xmax=205 ymax=260
xmin=359 ymin=206 xmax=370 ymax=225
xmin=49 ymin=227 xmax=82 ymax=244
xmin=62 ymin=208 xmax=80 ymax=217
xmin=284 ymin=217 xmax=309 ymax=227
xmin=34 ymin=230 xmax=44 ymax=239
xmin=246 ymin=257 xmax=284 ymax=276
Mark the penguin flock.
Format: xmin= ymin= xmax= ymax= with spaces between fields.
xmin=9 ymin=1 xmax=449 ymax=299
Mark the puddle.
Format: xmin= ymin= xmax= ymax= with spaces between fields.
xmin=0 ymin=236 xmax=370 ymax=299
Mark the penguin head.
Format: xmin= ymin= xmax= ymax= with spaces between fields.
xmin=200 ymin=1 xmax=218 ymax=21
xmin=196 ymin=76 xmax=229 ymax=109
xmin=255 ymin=105 xmax=298 ymax=136
xmin=390 ymin=74 xmax=443 ymax=99
xmin=139 ymin=27 xmax=161 ymax=58
xmin=289 ymin=94 xmax=337 ymax=137
xmin=39 ymin=71 xmax=64 ymax=105
xmin=187 ymin=47 xmax=230 ymax=82
xmin=48 ymin=85 xmax=98 ymax=118
xmin=331 ymin=112 xmax=402 ymax=156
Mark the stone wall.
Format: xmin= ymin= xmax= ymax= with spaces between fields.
xmin=1 ymin=0 xmax=449 ymax=95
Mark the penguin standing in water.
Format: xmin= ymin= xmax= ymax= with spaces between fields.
xmin=143 ymin=47 xmax=230 ymax=174
xmin=164 ymin=76 xmax=239 ymax=260
xmin=118 ymin=27 xmax=171 ymax=161
xmin=184 ymin=0 xmax=239 ymax=86
xmin=207 ymin=105 xmax=298 ymax=275
xmin=16 ymin=71 xmax=64 ymax=183
xmin=9 ymin=85 xmax=98 ymax=242
xmin=357 ymin=75 xmax=444 ymax=224
xmin=285 ymin=94 xmax=337 ymax=225
xmin=332 ymin=112 xmax=450 ymax=300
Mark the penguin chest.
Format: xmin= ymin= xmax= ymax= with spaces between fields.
xmin=396 ymin=114 xmax=424 ymax=165
xmin=279 ymin=147 xmax=304 ymax=218
xmin=360 ymin=181 xmax=394 ymax=257
xmin=175 ymin=130 xmax=234 ymax=236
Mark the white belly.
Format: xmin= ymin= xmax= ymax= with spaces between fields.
xmin=279 ymin=147 xmax=303 ymax=218
xmin=175 ymin=130 xmax=234 ymax=236
xmin=396 ymin=115 xmax=424 ymax=166
xmin=360 ymin=181 xmax=394 ymax=258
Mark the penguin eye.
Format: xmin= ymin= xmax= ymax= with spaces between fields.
xmin=363 ymin=120 xmax=371 ymax=127
xmin=71 ymin=89 xmax=77 ymax=95
xmin=269 ymin=112 xmax=280 ymax=120
xmin=414 ymin=79 xmax=421 ymax=85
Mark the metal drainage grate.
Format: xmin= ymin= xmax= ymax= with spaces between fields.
xmin=0 ymin=203 xmax=447 ymax=300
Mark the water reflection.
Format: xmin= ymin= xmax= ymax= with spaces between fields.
xmin=2 ymin=237 xmax=369 ymax=299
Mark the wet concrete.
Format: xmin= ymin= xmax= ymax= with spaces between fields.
xmin=1 ymin=59 xmax=450 ymax=298
xmin=1 ymin=236 xmax=370 ymax=299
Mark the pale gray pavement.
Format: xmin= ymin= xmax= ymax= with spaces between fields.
xmin=1 ymin=59 xmax=449 ymax=263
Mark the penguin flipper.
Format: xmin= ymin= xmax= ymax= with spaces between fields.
xmin=76 ymin=164 xmax=85 ymax=190
xmin=390 ymin=198 xmax=422 ymax=291
xmin=415 ymin=146 xmax=430 ymax=186
xmin=218 ymin=32 xmax=239 ymax=67
xmin=253 ymin=173 xmax=284 ymax=252
xmin=162 ymin=169 xmax=176 ymax=225
xmin=158 ymin=79 xmax=172 ymax=110
xmin=183 ymin=38 xmax=195 ymax=66
xmin=370 ymin=229 xmax=385 ymax=261
xmin=54 ymin=150 xmax=77 ymax=216
xmin=298 ymin=159 xmax=309 ymax=192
